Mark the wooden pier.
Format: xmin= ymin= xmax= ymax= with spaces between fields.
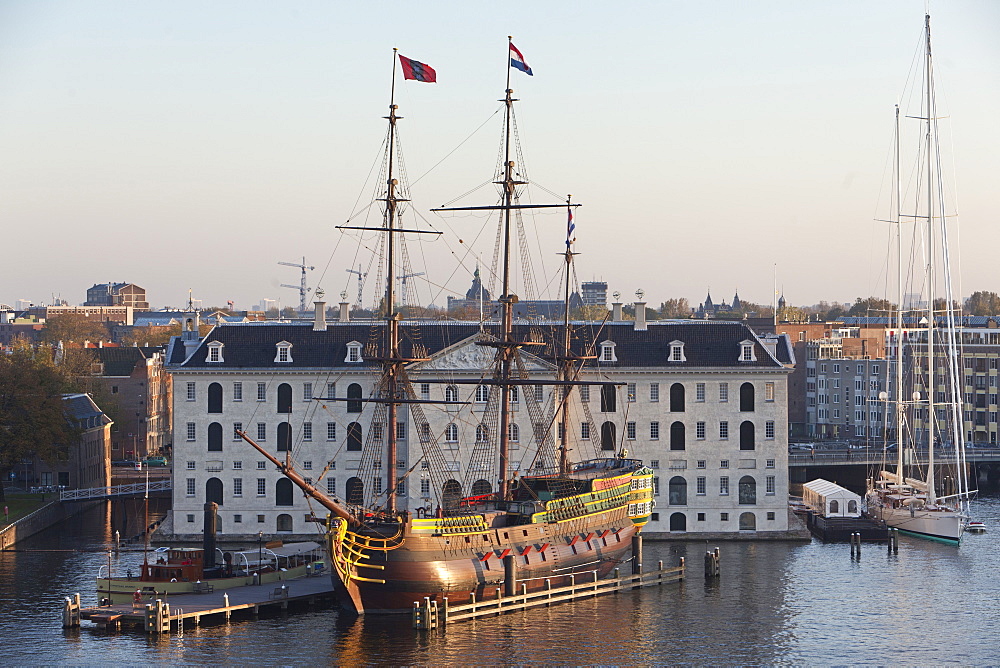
xmin=63 ymin=573 xmax=335 ymax=634
xmin=413 ymin=558 xmax=685 ymax=629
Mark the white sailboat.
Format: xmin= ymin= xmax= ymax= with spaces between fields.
xmin=865 ymin=14 xmax=972 ymax=544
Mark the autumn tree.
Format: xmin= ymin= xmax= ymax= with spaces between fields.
xmin=658 ymin=298 xmax=691 ymax=319
xmin=41 ymin=313 xmax=110 ymax=344
xmin=964 ymin=291 xmax=1000 ymax=316
xmin=848 ymin=297 xmax=894 ymax=317
xmin=0 ymin=340 xmax=80 ymax=501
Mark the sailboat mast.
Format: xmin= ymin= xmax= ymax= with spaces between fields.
xmin=384 ymin=49 xmax=402 ymax=513
xmin=497 ymin=36 xmax=517 ymax=500
xmin=894 ymin=105 xmax=905 ymax=480
xmin=922 ymin=14 xmax=937 ymax=505
xmin=559 ymin=196 xmax=574 ymax=475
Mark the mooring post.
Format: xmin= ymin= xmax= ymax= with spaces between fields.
xmin=544 ymin=578 xmax=552 ymax=605
xmin=441 ymin=597 xmax=449 ymax=626
xmin=631 ymin=533 xmax=643 ymax=575
xmin=503 ymin=554 xmax=517 ymax=597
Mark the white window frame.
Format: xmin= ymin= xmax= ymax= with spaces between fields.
xmin=739 ymin=340 xmax=757 ymax=362
xmin=274 ymin=341 xmax=293 ymax=363
xmin=345 ymin=341 xmax=363 ymax=363
xmin=207 ymin=342 xmax=224 ymax=363
xmin=599 ymin=341 xmax=617 ymax=363
xmin=668 ymin=340 xmax=686 ymax=362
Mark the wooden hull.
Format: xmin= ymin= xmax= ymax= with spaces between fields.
xmin=331 ymin=507 xmax=639 ymax=614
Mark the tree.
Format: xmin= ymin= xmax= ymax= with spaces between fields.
xmin=0 ymin=340 xmax=80 ymax=501
xmin=658 ymin=298 xmax=691 ymax=319
xmin=848 ymin=297 xmax=894 ymax=317
xmin=41 ymin=313 xmax=109 ymax=344
xmin=965 ymin=291 xmax=1000 ymax=316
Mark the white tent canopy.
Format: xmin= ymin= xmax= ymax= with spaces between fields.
xmin=803 ymin=479 xmax=861 ymax=518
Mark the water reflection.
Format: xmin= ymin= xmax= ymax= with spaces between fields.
xmin=2 ymin=499 xmax=999 ymax=664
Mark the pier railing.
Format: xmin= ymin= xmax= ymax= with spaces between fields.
xmin=60 ymin=480 xmax=172 ymax=501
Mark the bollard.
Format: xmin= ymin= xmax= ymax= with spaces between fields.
xmin=545 ymin=578 xmax=552 ymax=605
xmin=223 ymin=593 xmax=230 ymax=621
xmin=503 ymin=554 xmax=517 ymax=597
xmin=631 ymin=534 xmax=643 ymax=575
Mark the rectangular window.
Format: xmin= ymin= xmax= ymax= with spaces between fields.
xmin=767 ymin=511 xmax=776 ymax=521
xmin=421 ymin=479 xmax=431 ymax=496
xmin=720 ymin=459 xmax=729 ymax=469
xmin=766 ymin=475 xmax=776 ymax=495
xmin=653 ymin=477 xmax=660 ymax=496
xmin=233 ymin=478 xmax=243 ymax=497
xmin=303 ymin=461 xmax=312 ymax=470
xmin=719 ymin=421 xmax=729 ymax=439
xmin=303 ymin=383 xmax=312 ymax=401
xmin=257 ymin=382 xmax=267 ymax=402
xmin=650 ymin=421 xmax=659 ymax=440
xmin=765 ymin=459 xmax=775 ymax=469
xmin=626 ymin=422 xmax=636 ymax=440
xmin=719 ymin=382 xmax=729 ymax=402
xmin=186 ymin=423 xmax=196 ymax=441
xmin=696 ymin=383 xmax=706 ymax=402
xmin=721 ymin=512 xmax=729 ymax=522
xmin=765 ymin=382 xmax=775 ymax=401
xmin=234 ymin=514 xmax=242 ymax=524
xmin=397 ymin=422 xmax=406 ymax=440
xmin=649 ymin=383 xmax=659 ymax=402
xmin=420 ymin=423 xmax=431 ymax=440
xmin=257 ymin=423 xmax=266 ymax=441
xmin=720 ymin=477 xmax=729 ymax=495
xmin=233 ymin=382 xmax=243 ymax=401
xmin=765 ymin=421 xmax=775 ymax=439
xmin=696 ymin=421 xmax=706 ymax=440
xmin=627 ymin=383 xmax=636 ymax=403
xmin=257 ymin=479 xmax=266 ymax=496
xmin=327 ymin=478 xmax=336 ymax=495
xmin=697 ymin=460 xmax=706 ymax=469
xmin=186 ymin=478 xmax=195 ymax=496
xmin=233 ymin=422 xmax=243 ymax=440
xmin=420 ymin=383 xmax=430 ymax=400
xmin=233 ymin=461 xmax=242 ymax=470
xmin=696 ymin=477 xmax=706 ymax=495
xmin=697 ymin=513 xmax=706 ymax=522
xmin=580 ymin=385 xmax=590 ymax=402
xmin=303 ymin=422 xmax=312 ymax=441
xmin=257 ymin=461 xmax=266 ymax=470
xmin=327 ymin=423 xmax=337 ymax=441
xmin=650 ymin=460 xmax=660 ymax=469
xmin=327 ymin=382 xmax=336 ymax=398
xmin=581 ymin=422 xmax=591 ymax=439
xmin=186 ymin=382 xmax=196 ymax=401
xmin=534 ymin=385 xmax=544 ymax=402
xmin=186 ymin=461 xmax=195 ymax=470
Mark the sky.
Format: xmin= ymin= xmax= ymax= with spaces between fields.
xmin=1 ymin=1 xmax=998 ymax=312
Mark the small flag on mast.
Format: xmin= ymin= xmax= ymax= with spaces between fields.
xmin=398 ymin=54 xmax=437 ymax=83
xmin=509 ymin=42 xmax=533 ymax=76
xmin=566 ymin=207 xmax=576 ymax=248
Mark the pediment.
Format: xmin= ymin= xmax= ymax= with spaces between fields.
xmin=409 ymin=333 xmax=555 ymax=373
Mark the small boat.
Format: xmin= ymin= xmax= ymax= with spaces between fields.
xmin=966 ymin=521 xmax=986 ymax=534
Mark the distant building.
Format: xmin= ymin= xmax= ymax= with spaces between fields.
xmin=581 ymin=281 xmax=608 ymax=308
xmin=31 ymin=305 xmax=135 ymax=326
xmin=447 ymin=268 xmax=583 ymax=319
xmin=696 ymin=290 xmax=743 ymax=318
xmin=85 ymin=282 xmax=149 ymax=310
xmin=28 ymin=394 xmax=112 ymax=490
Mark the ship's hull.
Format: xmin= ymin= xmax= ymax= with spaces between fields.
xmin=330 ymin=506 xmax=639 ymax=614
xmin=866 ymin=501 xmax=965 ymax=543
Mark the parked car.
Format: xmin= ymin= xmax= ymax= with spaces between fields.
xmin=111 ymin=459 xmax=137 ymax=467
xmin=142 ymin=456 xmax=169 ymax=467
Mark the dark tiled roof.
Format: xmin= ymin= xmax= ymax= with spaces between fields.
xmin=170 ymin=320 xmax=785 ymax=371
xmin=62 ymin=393 xmax=112 ymax=427
xmin=91 ymin=346 xmax=163 ymax=376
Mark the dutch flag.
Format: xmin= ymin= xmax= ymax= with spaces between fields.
xmin=509 ymin=42 xmax=533 ymax=76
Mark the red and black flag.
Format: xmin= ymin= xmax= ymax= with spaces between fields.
xmin=398 ymin=54 xmax=436 ymax=83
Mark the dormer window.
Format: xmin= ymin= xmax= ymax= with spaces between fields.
xmin=738 ymin=340 xmax=757 ymax=363
xmin=345 ymin=341 xmax=363 ymax=363
xmin=207 ymin=341 xmax=224 ymax=363
xmin=668 ymin=340 xmax=686 ymax=362
xmin=599 ymin=341 xmax=617 ymax=363
xmin=274 ymin=341 xmax=293 ymax=363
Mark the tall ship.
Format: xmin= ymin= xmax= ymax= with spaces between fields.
xmin=864 ymin=15 xmax=973 ymax=544
xmin=239 ymin=41 xmax=654 ymax=614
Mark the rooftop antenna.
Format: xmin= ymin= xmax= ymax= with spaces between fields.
xmin=278 ymin=257 xmax=315 ymax=315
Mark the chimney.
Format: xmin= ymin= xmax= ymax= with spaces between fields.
xmin=634 ymin=302 xmax=647 ymax=331
xmin=313 ymin=300 xmax=327 ymax=331
xmin=612 ymin=301 xmax=623 ymax=321
xmin=339 ymin=302 xmax=350 ymax=322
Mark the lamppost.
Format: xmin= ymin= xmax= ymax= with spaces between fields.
xmin=257 ymin=531 xmax=263 ymax=583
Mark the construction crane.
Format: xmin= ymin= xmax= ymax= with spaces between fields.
xmin=346 ymin=265 xmax=367 ymax=310
xmin=396 ymin=271 xmax=425 ymax=307
xmin=278 ymin=257 xmax=314 ymax=315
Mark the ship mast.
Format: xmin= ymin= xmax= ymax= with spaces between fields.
xmin=384 ymin=49 xmax=402 ymax=514
xmin=893 ymin=105 xmax=905 ymax=482
xmin=922 ymin=14 xmax=937 ymax=505
xmin=558 ymin=196 xmax=578 ymax=476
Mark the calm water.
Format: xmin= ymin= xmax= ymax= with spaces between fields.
xmin=2 ymin=499 xmax=1000 ymax=665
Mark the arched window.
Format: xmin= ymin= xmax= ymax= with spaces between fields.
xmin=740 ymin=382 xmax=755 ymax=412
xmin=346 ymin=477 xmax=364 ymax=505
xmin=278 ymin=422 xmax=292 ymax=452
xmin=207 ymin=382 xmax=223 ymax=414
xmin=670 ymin=422 xmax=685 ymax=451
xmin=600 ymin=384 xmax=617 ymax=413
xmin=206 ymin=477 xmax=224 ymax=506
xmin=668 ymin=477 xmax=687 ymax=505
xmin=670 ymin=383 xmax=685 ymax=412
xmin=276 ymin=513 xmax=293 ymax=533
xmin=508 ymin=423 xmax=520 ymax=442
xmin=347 ymin=383 xmax=363 ymax=413
xmin=600 ymin=421 xmax=616 ymax=451
xmin=442 ymin=479 xmax=462 ymax=509
xmin=445 ymin=385 xmax=458 ymax=402
xmin=276 ymin=478 xmax=294 ymax=506
xmin=739 ymin=512 xmax=756 ymax=531
xmin=445 ymin=423 xmax=458 ymax=442
xmin=739 ymin=476 xmax=757 ymax=505
xmin=669 ymin=512 xmax=687 ymax=531
xmin=475 ymin=385 xmax=489 ymax=403
xmin=347 ymin=422 xmax=362 ymax=451
xmin=476 ymin=424 xmax=489 ymax=442
xmin=740 ymin=421 xmax=755 ymax=451
xmin=277 ymin=383 xmax=292 ymax=414
xmin=829 ymin=499 xmax=840 ymax=514
xmin=208 ymin=422 xmax=223 ymax=452
xmin=848 ymin=499 xmax=858 ymax=514
xmin=471 ymin=479 xmax=492 ymax=496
